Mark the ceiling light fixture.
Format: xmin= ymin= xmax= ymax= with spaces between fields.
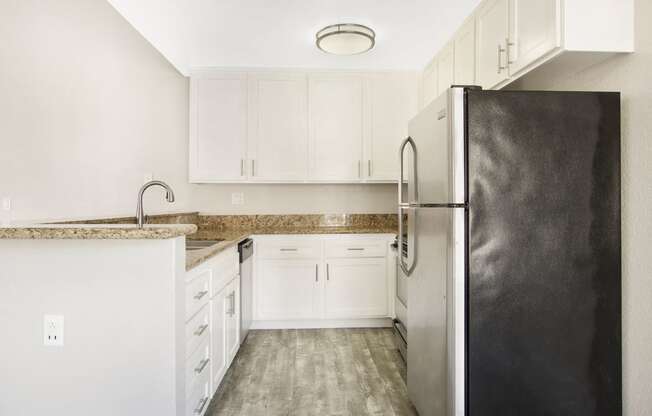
xmin=315 ymin=23 xmax=376 ymax=55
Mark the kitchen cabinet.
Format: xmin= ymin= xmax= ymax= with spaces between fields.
xmin=364 ymin=73 xmax=419 ymax=181
xmin=255 ymin=258 xmax=320 ymax=320
xmin=454 ymin=18 xmax=476 ymax=85
xmin=252 ymin=235 xmax=394 ymax=328
xmin=247 ymin=72 xmax=308 ymax=181
xmin=437 ymin=42 xmax=455 ymax=94
xmin=308 ymin=74 xmax=364 ymax=181
xmin=189 ymin=72 xmax=248 ymax=182
xmin=210 ymin=286 xmax=227 ymax=395
xmin=421 ymin=59 xmax=438 ymax=108
xmin=508 ymin=0 xmax=560 ymax=75
xmin=324 ymin=257 xmax=388 ymax=319
xmin=224 ymin=276 xmax=240 ymax=366
xmin=476 ymin=0 xmax=510 ymax=89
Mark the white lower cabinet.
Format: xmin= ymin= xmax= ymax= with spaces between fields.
xmin=255 ymin=258 xmax=320 ymax=320
xmin=185 ymin=246 xmax=240 ymax=415
xmin=324 ymin=257 xmax=388 ymax=319
xmin=253 ymin=234 xmax=394 ymax=327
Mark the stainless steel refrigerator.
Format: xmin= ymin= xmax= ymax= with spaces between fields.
xmin=398 ymin=87 xmax=621 ymax=416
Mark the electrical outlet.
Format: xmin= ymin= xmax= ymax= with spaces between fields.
xmin=43 ymin=315 xmax=64 ymax=347
xmin=2 ymin=197 xmax=10 ymax=211
xmin=231 ymin=192 xmax=244 ymax=205
xmin=143 ymin=173 xmax=153 ymax=184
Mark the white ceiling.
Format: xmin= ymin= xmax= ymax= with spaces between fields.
xmin=106 ymin=0 xmax=481 ymax=76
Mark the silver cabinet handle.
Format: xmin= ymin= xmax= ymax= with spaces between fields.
xmin=347 ymin=248 xmax=365 ymax=251
xmin=506 ymin=37 xmax=515 ymax=64
xmin=358 ymin=160 xmax=362 ymax=178
xmin=315 ymin=264 xmax=318 ymax=282
xmin=368 ymin=160 xmax=372 ymax=177
xmin=194 ymin=358 xmax=210 ymax=374
xmin=194 ymin=396 xmax=209 ymax=414
xmin=194 ymin=324 xmax=209 ymax=337
xmin=251 ymin=159 xmax=256 ymax=177
xmin=326 ymin=263 xmax=330 ymax=281
xmin=194 ymin=290 xmax=208 ymax=300
xmin=280 ymin=248 xmax=298 ymax=252
xmin=241 ymin=159 xmax=245 ymax=177
xmin=497 ymin=43 xmax=507 ymax=74
xmin=228 ymin=291 xmax=236 ymax=316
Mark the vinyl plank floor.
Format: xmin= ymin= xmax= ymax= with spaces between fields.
xmin=206 ymin=328 xmax=417 ymax=416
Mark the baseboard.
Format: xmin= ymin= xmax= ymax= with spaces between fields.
xmin=250 ymin=317 xmax=393 ymax=330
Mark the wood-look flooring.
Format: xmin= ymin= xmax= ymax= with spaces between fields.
xmin=206 ymin=328 xmax=417 ymax=416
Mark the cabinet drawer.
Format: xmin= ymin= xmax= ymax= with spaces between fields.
xmin=186 ymin=270 xmax=211 ymax=322
xmin=257 ymin=239 xmax=321 ymax=259
xmin=185 ymin=361 xmax=211 ymax=416
xmin=186 ymin=337 xmax=211 ymax=398
xmin=324 ymin=239 xmax=387 ymax=258
xmin=211 ymin=248 xmax=239 ymax=298
xmin=185 ymin=304 xmax=210 ymax=359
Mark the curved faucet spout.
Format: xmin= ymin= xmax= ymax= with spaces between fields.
xmin=136 ymin=180 xmax=176 ymax=228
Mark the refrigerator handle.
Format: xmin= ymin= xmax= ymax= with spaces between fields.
xmin=398 ymin=136 xmax=418 ymax=207
xmin=398 ymin=136 xmax=418 ymax=276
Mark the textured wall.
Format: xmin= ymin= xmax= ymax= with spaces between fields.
xmin=510 ymin=1 xmax=652 ymax=413
xmin=0 ymin=0 xmax=396 ymax=224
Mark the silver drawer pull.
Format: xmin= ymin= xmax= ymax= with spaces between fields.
xmin=194 ymin=358 xmax=210 ymax=374
xmin=347 ymin=248 xmax=365 ymax=251
xmin=280 ymin=248 xmax=298 ymax=252
xmin=194 ymin=396 xmax=209 ymax=414
xmin=194 ymin=324 xmax=208 ymax=337
xmin=194 ymin=290 xmax=208 ymax=300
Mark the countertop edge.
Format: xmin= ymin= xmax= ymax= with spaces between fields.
xmin=0 ymin=224 xmax=198 ymax=240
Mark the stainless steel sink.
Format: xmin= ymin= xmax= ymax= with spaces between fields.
xmin=186 ymin=239 xmax=224 ymax=251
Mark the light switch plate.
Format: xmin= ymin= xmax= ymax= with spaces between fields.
xmin=44 ymin=315 xmax=64 ymax=347
xmin=143 ymin=173 xmax=153 ymax=184
xmin=231 ymin=192 xmax=244 ymax=205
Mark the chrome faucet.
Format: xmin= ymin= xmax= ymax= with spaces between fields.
xmin=136 ymin=180 xmax=175 ymax=228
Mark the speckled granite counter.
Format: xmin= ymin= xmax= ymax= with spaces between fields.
xmin=0 ymin=223 xmax=198 ymax=240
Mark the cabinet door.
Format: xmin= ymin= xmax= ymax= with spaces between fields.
xmin=476 ymin=0 xmax=510 ymax=89
xmin=225 ymin=277 xmax=240 ymax=364
xmin=248 ymin=73 xmax=308 ymax=181
xmin=454 ymin=18 xmax=476 ymax=85
xmin=437 ymin=42 xmax=455 ymax=94
xmin=509 ymin=0 xmax=560 ymax=75
xmin=421 ymin=59 xmax=438 ymax=108
xmin=210 ymin=289 xmax=227 ymax=395
xmin=364 ymin=73 xmax=419 ymax=181
xmin=309 ymin=74 xmax=364 ymax=181
xmin=256 ymin=259 xmax=320 ymax=320
xmin=189 ymin=73 xmax=248 ymax=182
xmin=324 ymin=258 xmax=388 ymax=319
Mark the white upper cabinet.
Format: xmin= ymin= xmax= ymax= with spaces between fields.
xmin=454 ymin=18 xmax=476 ymax=85
xmin=421 ymin=59 xmax=438 ymax=108
xmin=437 ymin=42 xmax=455 ymax=94
xmin=508 ymin=0 xmax=560 ymax=75
xmin=308 ymin=74 xmax=364 ymax=181
xmin=365 ymin=73 xmax=419 ymax=181
xmin=248 ymin=72 xmax=308 ymax=181
xmin=476 ymin=0 xmax=510 ymax=89
xmin=189 ymin=73 xmax=248 ymax=182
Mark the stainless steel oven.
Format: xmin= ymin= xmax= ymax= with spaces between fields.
xmin=392 ymin=236 xmax=408 ymax=362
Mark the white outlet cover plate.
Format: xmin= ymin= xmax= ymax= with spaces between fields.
xmin=43 ymin=314 xmax=64 ymax=347
xmin=231 ymin=192 xmax=244 ymax=205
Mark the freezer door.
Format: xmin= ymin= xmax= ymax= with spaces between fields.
xmin=407 ymin=88 xmax=466 ymax=206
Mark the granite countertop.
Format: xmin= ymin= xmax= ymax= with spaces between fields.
xmin=185 ymin=225 xmax=397 ymax=271
xmin=0 ymin=223 xmax=198 ymax=240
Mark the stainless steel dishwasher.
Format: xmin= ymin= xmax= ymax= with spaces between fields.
xmin=238 ymin=238 xmax=253 ymax=344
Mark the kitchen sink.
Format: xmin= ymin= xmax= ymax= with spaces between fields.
xmin=185 ymin=239 xmax=224 ymax=251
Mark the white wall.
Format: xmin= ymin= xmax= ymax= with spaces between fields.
xmin=0 ymin=0 xmax=396 ymax=224
xmin=510 ymin=1 xmax=652 ymax=413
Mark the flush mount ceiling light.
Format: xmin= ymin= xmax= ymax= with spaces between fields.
xmin=316 ymin=23 xmax=376 ymax=55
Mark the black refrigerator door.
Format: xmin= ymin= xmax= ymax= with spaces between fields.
xmin=466 ymin=90 xmax=621 ymax=416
